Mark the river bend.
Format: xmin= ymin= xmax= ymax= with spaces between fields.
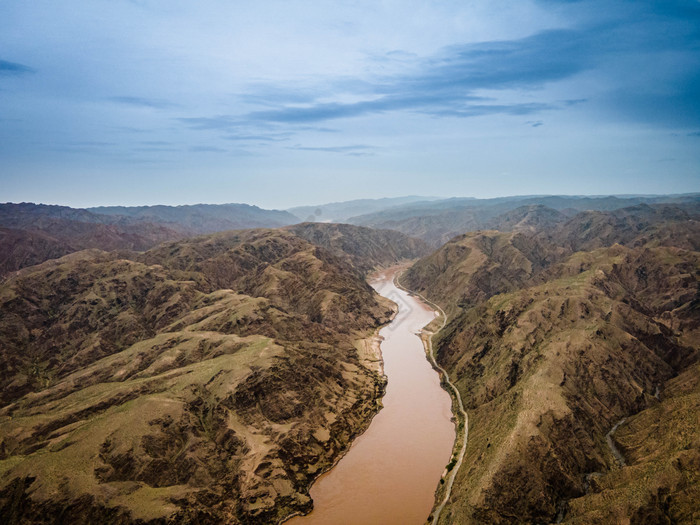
xmin=287 ymin=268 xmax=455 ymax=524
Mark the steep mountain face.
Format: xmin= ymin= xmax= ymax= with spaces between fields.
xmin=403 ymin=208 xmax=700 ymax=524
xmin=404 ymin=230 xmax=563 ymax=313
xmin=0 ymin=229 xmax=395 ymax=524
xmin=566 ymin=361 xmax=700 ymax=524
xmin=90 ymin=203 xmax=299 ymax=233
xmin=285 ymin=222 xmax=430 ymax=274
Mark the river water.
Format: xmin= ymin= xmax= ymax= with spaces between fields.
xmin=286 ymin=268 xmax=455 ymax=525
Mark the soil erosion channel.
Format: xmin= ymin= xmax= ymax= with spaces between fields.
xmin=287 ymin=267 xmax=455 ymax=524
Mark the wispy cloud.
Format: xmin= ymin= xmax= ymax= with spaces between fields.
xmin=190 ymin=145 xmax=227 ymax=152
xmin=0 ymin=59 xmax=34 ymax=75
xmin=182 ymin=29 xmax=589 ymax=128
xmin=223 ymin=132 xmax=291 ymax=142
xmin=109 ymin=96 xmax=177 ymax=109
xmin=178 ymin=115 xmax=239 ymax=130
xmin=287 ymin=144 xmax=377 ymax=156
xmin=176 ymin=3 xmax=700 ymax=130
xmin=68 ymin=141 xmax=116 ymax=147
xmin=133 ymin=146 xmax=180 ymax=152
xmin=239 ymin=86 xmax=321 ymax=107
xmin=140 ymin=140 xmax=174 ymax=146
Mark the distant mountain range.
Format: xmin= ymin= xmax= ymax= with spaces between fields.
xmin=0 ymin=202 xmax=299 ymax=276
xmin=347 ymin=193 xmax=700 ymax=246
xmin=286 ymin=195 xmax=442 ymax=223
xmin=4 ymin=195 xmax=699 ymax=276
xmin=89 ymin=203 xmax=298 ymax=233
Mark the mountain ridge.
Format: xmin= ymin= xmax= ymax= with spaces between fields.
xmin=0 ymin=223 xmax=428 ymax=523
xmin=402 ymin=204 xmax=700 ymax=523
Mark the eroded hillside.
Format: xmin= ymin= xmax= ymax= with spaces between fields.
xmin=0 ymin=227 xmax=407 ymax=524
xmin=403 ymin=206 xmax=700 ymax=523
xmin=285 ymin=222 xmax=430 ymax=275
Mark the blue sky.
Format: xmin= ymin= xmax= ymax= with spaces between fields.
xmin=1 ymin=0 xmax=699 ymax=209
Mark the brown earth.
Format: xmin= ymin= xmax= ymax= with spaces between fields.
xmin=0 ymin=225 xmax=415 ymax=524
xmin=0 ymin=213 xmax=185 ymax=277
xmin=285 ymin=222 xmax=431 ymax=275
xmin=403 ymin=206 xmax=700 ymax=524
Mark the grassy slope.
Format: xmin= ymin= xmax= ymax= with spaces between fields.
xmin=403 ymin=211 xmax=699 ymax=524
xmin=0 ymin=228 xmax=396 ymax=524
xmin=566 ymin=360 xmax=700 ymax=524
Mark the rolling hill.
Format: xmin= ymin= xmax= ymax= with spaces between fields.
xmin=403 ymin=204 xmax=700 ymax=523
xmin=0 ymin=202 xmax=303 ymax=276
xmin=0 ymin=223 xmax=426 ymax=524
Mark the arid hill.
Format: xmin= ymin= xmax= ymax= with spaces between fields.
xmin=0 ymin=226 xmax=415 ymax=524
xmin=0 ymin=202 xmax=304 ymax=276
xmin=89 ymin=203 xmax=298 ymax=234
xmin=0 ymin=220 xmax=185 ymax=277
xmin=405 ymin=204 xmax=700 ymax=311
xmin=0 ymin=204 xmax=185 ymax=276
xmin=404 ymin=229 xmax=562 ymax=314
xmin=403 ymin=205 xmax=700 ymax=523
xmin=544 ymin=203 xmax=700 ymax=253
xmin=285 ymin=222 xmax=430 ymax=274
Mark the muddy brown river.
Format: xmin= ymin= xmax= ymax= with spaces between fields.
xmin=286 ymin=268 xmax=455 ymax=525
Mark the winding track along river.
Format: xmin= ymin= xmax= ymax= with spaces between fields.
xmin=285 ymin=267 xmax=456 ymax=525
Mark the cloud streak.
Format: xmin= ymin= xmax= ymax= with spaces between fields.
xmin=180 ymin=4 xmax=700 ymax=129
xmin=0 ymin=59 xmax=34 ymax=75
xmin=109 ymin=96 xmax=177 ymax=109
xmin=185 ymin=29 xmax=590 ymax=128
xmin=287 ymin=144 xmax=377 ymax=156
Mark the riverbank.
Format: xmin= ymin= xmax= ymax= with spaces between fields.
xmin=286 ymin=266 xmax=455 ymax=524
xmin=393 ymin=271 xmax=469 ymax=525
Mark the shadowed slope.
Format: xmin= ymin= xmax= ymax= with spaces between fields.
xmin=285 ymin=222 xmax=430 ymax=274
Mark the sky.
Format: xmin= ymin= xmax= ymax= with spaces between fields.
xmin=1 ymin=0 xmax=699 ymax=209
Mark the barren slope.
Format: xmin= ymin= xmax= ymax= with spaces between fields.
xmin=0 ymin=229 xmax=395 ymax=524
xmin=404 ymin=210 xmax=700 ymax=524
xmin=285 ymin=222 xmax=430 ymax=274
